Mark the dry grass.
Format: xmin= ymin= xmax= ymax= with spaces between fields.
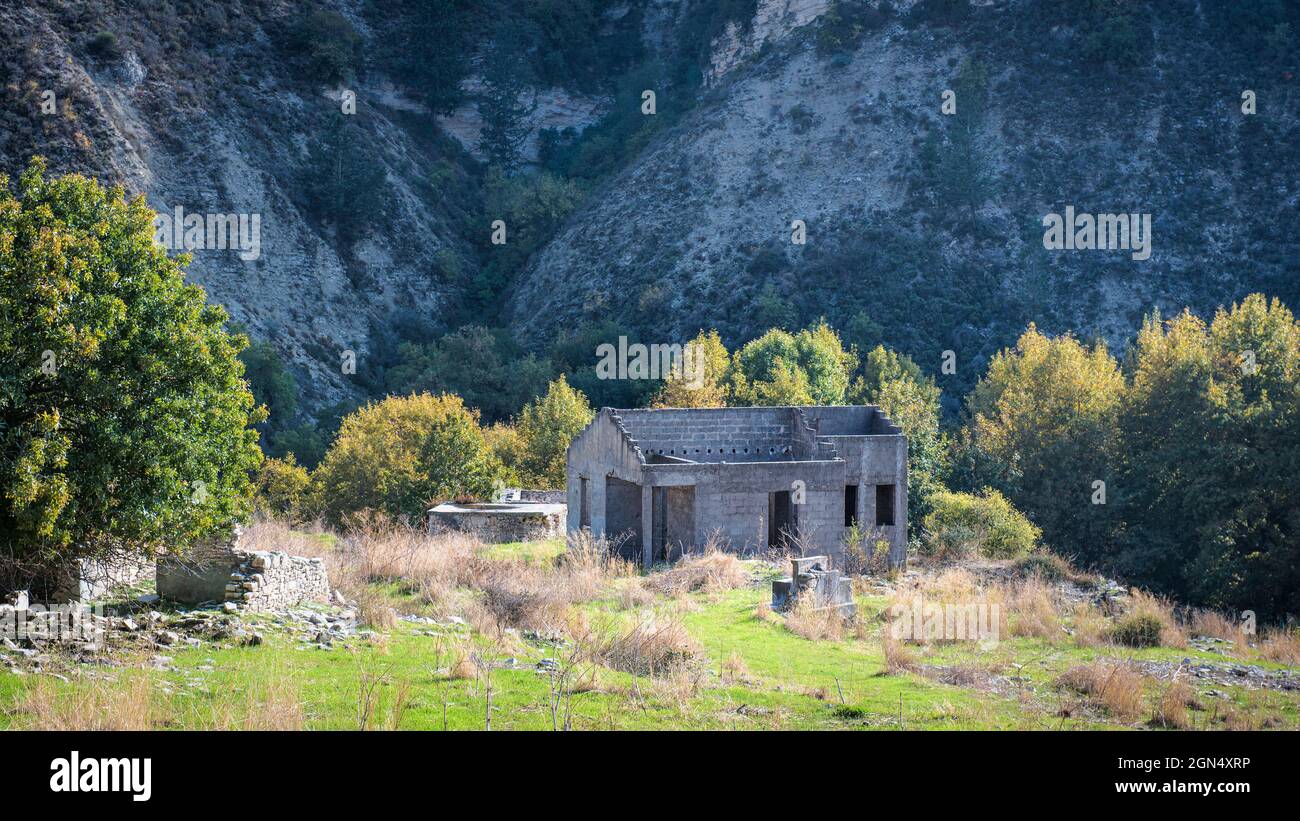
xmin=1151 ymin=677 xmax=1196 ymax=729
xmin=1125 ymin=590 xmax=1188 ymax=648
xmin=1001 ymin=575 xmax=1062 ymax=640
xmin=15 ymin=668 xmax=307 ymax=730
xmin=882 ymin=630 xmax=917 ymax=674
xmin=1069 ymin=601 xmax=1112 ymax=648
xmin=584 ymin=615 xmax=700 ymax=678
xmin=15 ymin=672 xmax=157 ymax=730
xmin=1057 ymin=661 xmax=1147 ymax=723
xmin=720 ymin=650 xmax=751 ymax=684
xmin=783 ymin=595 xmax=848 ymax=641
xmin=644 ymin=547 xmax=750 ymax=597
xmin=1259 ymin=629 xmax=1300 ymax=664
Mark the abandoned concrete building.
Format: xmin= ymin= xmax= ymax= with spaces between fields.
xmin=566 ymin=406 xmax=908 ymax=569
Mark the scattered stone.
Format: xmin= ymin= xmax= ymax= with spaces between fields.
xmin=156 ymin=630 xmax=180 ymax=646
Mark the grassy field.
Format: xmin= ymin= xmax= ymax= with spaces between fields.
xmin=2 ymin=524 xmax=1298 ymax=731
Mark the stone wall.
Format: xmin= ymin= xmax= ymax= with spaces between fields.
xmin=157 ymin=527 xmax=331 ymax=611
xmin=228 ymin=551 xmax=330 ymax=611
xmin=428 ymin=504 xmax=566 ymax=544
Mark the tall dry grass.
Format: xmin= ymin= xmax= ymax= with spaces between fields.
xmin=1057 ymin=661 xmax=1147 ymax=723
xmin=1260 ymin=629 xmax=1300 ymax=664
xmin=645 ymin=546 xmax=750 ymax=597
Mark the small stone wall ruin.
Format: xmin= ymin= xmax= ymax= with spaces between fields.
xmin=157 ymin=526 xmax=330 ymax=611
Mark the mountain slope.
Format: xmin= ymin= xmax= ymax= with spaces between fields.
xmin=507 ymin=1 xmax=1300 ymax=399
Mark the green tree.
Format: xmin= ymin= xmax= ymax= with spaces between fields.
xmin=850 ymin=345 xmax=948 ymax=532
xmin=312 ymin=393 xmax=498 ymax=525
xmin=961 ymin=324 xmax=1124 ymax=558
xmin=301 ymin=120 xmax=387 ymax=242
xmin=517 ymin=375 xmax=594 ymax=488
xmin=285 ymin=10 xmax=362 ymax=84
xmin=0 ymin=159 xmax=263 ymax=582
xmin=477 ymin=23 xmax=537 ymax=171
xmin=729 ymin=320 xmax=856 ymax=406
xmin=1114 ymin=296 xmax=1300 ymax=618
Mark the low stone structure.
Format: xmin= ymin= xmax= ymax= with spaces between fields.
xmin=771 ymin=555 xmax=856 ymax=619
xmin=427 ymin=501 xmax=566 ymax=543
xmin=48 ymin=556 xmax=154 ymax=603
xmin=157 ymin=527 xmax=330 ymax=611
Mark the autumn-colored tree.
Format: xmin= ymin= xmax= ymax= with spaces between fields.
xmin=253 ymin=455 xmax=312 ymax=524
xmin=1114 ymin=296 xmax=1300 ymax=618
xmin=651 ymin=329 xmax=730 ymax=408
xmin=312 ymin=393 xmax=499 ymax=525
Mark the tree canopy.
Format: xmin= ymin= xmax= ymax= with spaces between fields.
xmin=0 ymin=159 xmax=263 ymax=579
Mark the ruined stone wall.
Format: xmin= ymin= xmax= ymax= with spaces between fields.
xmin=428 ymin=508 xmax=566 ymax=544
xmin=157 ymin=528 xmax=331 ymax=611
xmin=228 ymin=551 xmax=330 ymax=611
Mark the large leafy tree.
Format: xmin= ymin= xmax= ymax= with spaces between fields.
xmin=0 ymin=159 xmax=263 ymax=581
xmin=312 ymin=393 xmax=499 ymax=525
xmin=959 ymin=324 xmax=1124 ymax=558
xmin=1114 ymin=296 xmax=1300 ymax=618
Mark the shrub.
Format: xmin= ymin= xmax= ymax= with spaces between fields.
xmin=922 ymin=489 xmax=1041 ymax=559
xmin=86 ymin=31 xmax=122 ymax=59
xmin=312 ymin=394 xmax=500 ymax=525
xmin=253 ymin=455 xmax=312 ymax=523
xmin=1110 ymin=613 xmax=1163 ymax=648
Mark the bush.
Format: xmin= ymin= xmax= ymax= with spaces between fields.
xmin=922 ymin=489 xmax=1040 ymax=559
xmin=86 ymin=31 xmax=122 ymax=60
xmin=253 ymin=456 xmax=312 ymax=524
xmin=1014 ymin=552 xmax=1073 ymax=582
xmin=311 ymin=394 xmax=500 ymax=525
xmin=1110 ymin=612 xmax=1163 ymax=648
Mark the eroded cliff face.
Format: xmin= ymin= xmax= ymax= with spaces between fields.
xmin=508 ymin=1 xmax=1300 ymax=392
xmin=705 ymin=0 xmax=832 ymax=85
xmin=0 ymin=1 xmax=474 ymax=410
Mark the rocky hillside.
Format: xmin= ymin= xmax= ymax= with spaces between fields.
xmin=4 ymin=0 xmax=1298 ymax=415
xmin=0 ymin=0 xmax=480 ymax=410
xmin=508 ymin=0 xmax=1300 ymax=400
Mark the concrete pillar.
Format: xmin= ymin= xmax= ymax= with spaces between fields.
xmin=856 ymin=481 xmax=867 ymax=530
xmin=641 ymin=484 xmax=654 ymax=568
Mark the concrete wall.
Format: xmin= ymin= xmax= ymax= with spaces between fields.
xmin=566 ymin=406 xmax=909 ymax=569
xmin=566 ymin=409 xmax=644 ymax=537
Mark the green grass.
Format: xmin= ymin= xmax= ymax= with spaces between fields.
xmin=3 ymin=542 xmax=1298 ymax=731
